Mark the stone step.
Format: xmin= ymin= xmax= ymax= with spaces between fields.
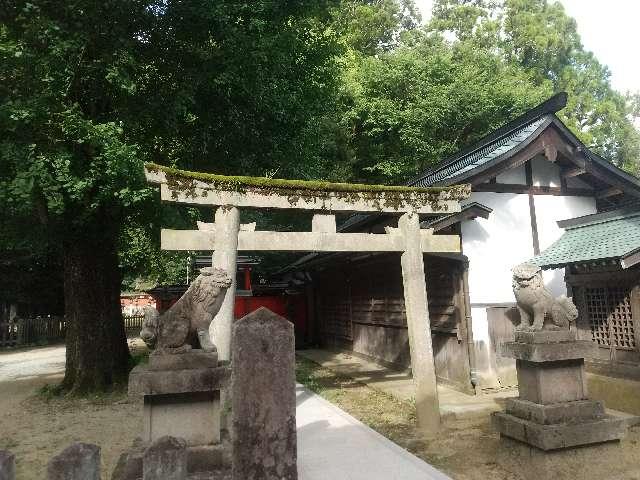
xmin=606 ymin=408 xmax=640 ymax=428
xmin=505 ymin=398 xmax=605 ymax=425
xmin=492 ymin=411 xmax=628 ymax=451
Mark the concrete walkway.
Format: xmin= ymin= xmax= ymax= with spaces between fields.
xmin=298 ymin=349 xmax=516 ymax=420
xmin=296 ymin=384 xmax=451 ymax=480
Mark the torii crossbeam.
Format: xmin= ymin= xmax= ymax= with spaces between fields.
xmin=145 ymin=163 xmax=470 ymax=436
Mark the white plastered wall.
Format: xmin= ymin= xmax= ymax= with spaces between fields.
xmin=462 ymin=191 xmax=535 ymax=388
xmin=461 ymin=157 xmax=597 ymax=389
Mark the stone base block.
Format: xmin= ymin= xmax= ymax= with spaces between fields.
xmin=495 ymin=434 xmax=633 ymax=480
xmin=112 ymin=441 xmax=227 ymax=480
xmin=128 ymin=364 xmax=229 ymax=397
xmin=144 ymin=391 xmax=220 ymax=446
xmin=505 ymin=398 xmax=605 ymax=425
xmin=514 ymin=330 xmax=576 ymax=344
xmin=502 ymin=340 xmax=597 ymax=362
xmin=517 ymin=359 xmax=588 ymax=404
xmin=492 ymin=411 xmax=627 ymax=451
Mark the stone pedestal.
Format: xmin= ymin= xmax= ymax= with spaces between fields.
xmin=130 ymin=351 xmax=228 ymax=447
xmin=114 ymin=351 xmax=230 ymax=479
xmin=492 ymin=330 xmax=628 ymax=451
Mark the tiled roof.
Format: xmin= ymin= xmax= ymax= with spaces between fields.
xmin=532 ymin=210 xmax=640 ymax=269
xmin=413 ymin=117 xmax=548 ymax=186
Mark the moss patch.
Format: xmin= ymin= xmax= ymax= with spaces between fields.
xmin=145 ymin=163 xmax=470 ymax=212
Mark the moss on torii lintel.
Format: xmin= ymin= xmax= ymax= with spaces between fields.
xmin=146 ymin=163 xmax=469 ymax=198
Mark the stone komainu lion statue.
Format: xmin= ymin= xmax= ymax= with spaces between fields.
xmin=512 ymin=262 xmax=578 ymax=331
xmin=140 ymin=267 xmax=232 ymax=354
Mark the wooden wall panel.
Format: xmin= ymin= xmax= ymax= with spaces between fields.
xmin=314 ymin=253 xmax=473 ymax=392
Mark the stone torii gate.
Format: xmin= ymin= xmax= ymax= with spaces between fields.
xmin=145 ymin=163 xmax=470 ymax=435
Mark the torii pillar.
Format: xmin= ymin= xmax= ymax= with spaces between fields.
xmin=399 ymin=212 xmax=440 ymax=434
xmin=210 ymin=206 xmax=240 ymax=362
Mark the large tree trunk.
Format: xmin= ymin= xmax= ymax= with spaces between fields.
xmin=62 ymin=219 xmax=130 ymax=394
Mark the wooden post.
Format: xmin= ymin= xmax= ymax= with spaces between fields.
xmin=210 ymin=206 xmax=240 ymax=362
xmin=243 ymin=268 xmax=252 ymax=291
xmin=398 ymin=212 xmax=441 ymax=435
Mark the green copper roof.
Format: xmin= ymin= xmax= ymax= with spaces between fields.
xmin=532 ymin=209 xmax=640 ymax=269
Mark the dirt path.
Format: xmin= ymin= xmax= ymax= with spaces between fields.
xmin=0 ymin=342 xmax=144 ymax=480
xmin=0 ymin=345 xmax=66 ymax=382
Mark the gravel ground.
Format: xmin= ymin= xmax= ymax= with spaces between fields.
xmin=0 ymin=341 xmax=144 ymax=480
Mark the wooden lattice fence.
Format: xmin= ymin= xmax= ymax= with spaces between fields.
xmin=584 ymin=285 xmax=636 ymax=350
xmin=0 ymin=314 xmax=145 ymax=349
xmin=124 ymin=314 xmax=145 ymax=337
xmin=0 ymin=316 xmax=66 ymax=348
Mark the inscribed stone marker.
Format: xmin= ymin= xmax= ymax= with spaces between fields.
xmin=47 ymin=443 xmax=100 ymax=480
xmin=231 ymin=307 xmax=297 ymax=480
xmin=0 ymin=451 xmax=15 ymax=480
xmin=143 ymin=436 xmax=187 ymax=480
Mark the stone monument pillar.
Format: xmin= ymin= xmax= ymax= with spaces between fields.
xmin=231 ymin=307 xmax=297 ymax=480
xmin=492 ymin=263 xmax=629 ymax=450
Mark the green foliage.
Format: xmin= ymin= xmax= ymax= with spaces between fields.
xmin=429 ymin=0 xmax=640 ymax=172
xmin=340 ymin=35 xmax=550 ymax=182
xmin=0 ymin=2 xmax=152 ymax=226
xmin=133 ymin=1 xmax=343 ymax=181
xmin=318 ymin=0 xmax=639 ymax=184
xmin=0 ymin=1 xmax=346 ymax=296
xmin=2 ymin=0 xmax=639 ymax=303
xmin=332 ymin=0 xmax=421 ymax=55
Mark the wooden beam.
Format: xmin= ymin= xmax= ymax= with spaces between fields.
xmin=472 ymin=183 xmax=593 ymax=196
xmin=581 ymin=160 xmax=640 ymax=199
xmin=543 ymin=143 xmax=558 ymax=163
xmin=562 ymin=166 xmax=586 ymax=178
xmin=596 ymin=187 xmax=623 ymax=199
xmin=160 ymin=228 xmax=461 ymax=254
xmin=427 ymin=205 xmax=493 ymax=233
xmin=525 ymin=162 xmax=540 ymax=255
xmin=621 ymin=250 xmax=640 ymax=270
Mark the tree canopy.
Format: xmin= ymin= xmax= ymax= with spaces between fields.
xmin=324 ymin=0 xmax=639 ymax=184
xmin=0 ymin=0 xmax=343 ymax=392
xmin=428 ymin=0 xmax=640 ymax=172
